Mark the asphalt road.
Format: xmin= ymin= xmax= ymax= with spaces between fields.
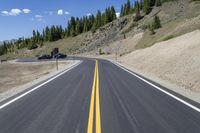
xmin=0 ymin=59 xmax=200 ymax=133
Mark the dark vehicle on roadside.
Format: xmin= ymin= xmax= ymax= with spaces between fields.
xmin=54 ymin=53 xmax=67 ymax=59
xmin=37 ymin=54 xmax=52 ymax=60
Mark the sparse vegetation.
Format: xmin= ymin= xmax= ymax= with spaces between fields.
xmin=99 ymin=48 xmax=104 ymax=55
xmin=162 ymin=35 xmax=175 ymax=41
xmin=155 ymin=0 xmax=162 ymax=6
xmin=27 ymin=43 xmax=38 ymax=50
xmin=149 ymin=25 xmax=156 ymax=35
xmin=121 ymin=22 xmax=138 ymax=34
xmin=148 ymin=16 xmax=161 ymax=35
xmin=153 ymin=16 xmax=162 ymax=29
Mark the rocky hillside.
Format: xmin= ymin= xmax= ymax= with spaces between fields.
xmin=79 ymin=17 xmax=130 ymax=53
xmin=77 ymin=0 xmax=200 ymax=55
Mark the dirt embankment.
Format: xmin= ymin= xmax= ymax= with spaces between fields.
xmin=119 ymin=30 xmax=200 ymax=102
xmin=0 ymin=60 xmax=78 ymax=102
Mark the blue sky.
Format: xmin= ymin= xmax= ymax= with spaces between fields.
xmin=0 ymin=0 xmax=134 ymax=41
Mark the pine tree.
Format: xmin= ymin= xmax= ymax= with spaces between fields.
xmin=105 ymin=8 xmax=109 ymax=23
xmin=134 ymin=1 xmax=141 ymax=21
xmin=143 ymin=0 xmax=151 ymax=14
xmin=66 ymin=21 xmax=71 ymax=37
xmin=131 ymin=4 xmax=135 ymax=13
xmin=83 ymin=16 xmax=89 ymax=32
xmin=44 ymin=26 xmax=50 ymax=41
xmin=90 ymin=15 xmax=95 ymax=28
xmin=79 ymin=18 xmax=84 ymax=33
xmin=111 ymin=6 xmax=117 ymax=20
xmin=96 ymin=10 xmax=102 ymax=28
xmin=155 ymin=0 xmax=162 ymax=7
xmin=75 ymin=17 xmax=81 ymax=35
xmin=150 ymin=0 xmax=155 ymax=7
xmin=126 ymin=0 xmax=131 ymax=15
xmin=36 ymin=30 xmax=41 ymax=43
xmin=3 ymin=42 xmax=8 ymax=54
xmin=101 ymin=13 xmax=106 ymax=25
xmin=92 ymin=10 xmax=101 ymax=32
xmin=153 ymin=15 xmax=161 ymax=29
xmin=124 ymin=4 xmax=127 ymax=15
xmin=120 ymin=5 xmax=124 ymax=17
xmin=50 ymin=25 xmax=55 ymax=41
xmin=32 ymin=30 xmax=36 ymax=43
xmin=70 ymin=17 xmax=76 ymax=36
xmin=140 ymin=0 xmax=144 ymax=10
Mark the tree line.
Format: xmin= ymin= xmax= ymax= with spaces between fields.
xmin=120 ymin=0 xmax=162 ymax=20
xmin=66 ymin=6 xmax=117 ymax=37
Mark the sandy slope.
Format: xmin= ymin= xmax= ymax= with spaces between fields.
xmin=0 ymin=60 xmax=79 ymax=102
xmin=119 ymin=30 xmax=200 ymax=102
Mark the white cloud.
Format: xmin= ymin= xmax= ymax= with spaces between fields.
xmin=23 ymin=9 xmax=31 ymax=14
xmin=1 ymin=8 xmax=31 ymax=16
xmin=34 ymin=15 xmax=45 ymax=22
xmin=57 ymin=9 xmax=63 ymax=15
xmin=1 ymin=9 xmax=21 ymax=16
xmin=116 ymin=12 xmax=120 ymax=18
xmin=9 ymin=9 xmax=22 ymax=16
xmin=65 ymin=11 xmax=70 ymax=15
xmin=1 ymin=11 xmax=9 ymax=16
xmin=87 ymin=13 xmax=92 ymax=16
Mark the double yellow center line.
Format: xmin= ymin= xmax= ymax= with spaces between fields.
xmin=87 ymin=60 xmax=102 ymax=133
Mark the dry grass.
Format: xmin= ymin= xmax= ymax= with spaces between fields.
xmin=0 ymin=61 xmax=69 ymax=93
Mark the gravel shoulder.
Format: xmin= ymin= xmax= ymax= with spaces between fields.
xmin=0 ymin=60 xmax=80 ymax=102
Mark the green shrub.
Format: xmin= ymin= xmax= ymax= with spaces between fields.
xmin=162 ymin=35 xmax=175 ymax=41
xmin=28 ymin=43 xmax=38 ymax=50
xmin=99 ymin=48 xmax=104 ymax=55
xmin=149 ymin=25 xmax=156 ymax=35
xmin=155 ymin=0 xmax=162 ymax=6
xmin=152 ymin=16 xmax=161 ymax=29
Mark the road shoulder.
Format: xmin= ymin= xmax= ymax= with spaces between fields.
xmin=0 ymin=60 xmax=80 ymax=103
xmin=105 ymin=58 xmax=200 ymax=104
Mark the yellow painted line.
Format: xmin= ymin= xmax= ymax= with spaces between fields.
xmin=95 ymin=60 xmax=102 ymax=133
xmin=87 ymin=60 xmax=102 ymax=133
xmin=87 ymin=61 xmax=97 ymax=133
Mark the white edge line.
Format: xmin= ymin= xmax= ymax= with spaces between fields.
xmin=109 ymin=60 xmax=200 ymax=113
xmin=0 ymin=61 xmax=82 ymax=110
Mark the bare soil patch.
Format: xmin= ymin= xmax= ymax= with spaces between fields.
xmin=0 ymin=61 xmax=68 ymax=92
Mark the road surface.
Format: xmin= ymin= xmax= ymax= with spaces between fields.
xmin=0 ymin=58 xmax=200 ymax=133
